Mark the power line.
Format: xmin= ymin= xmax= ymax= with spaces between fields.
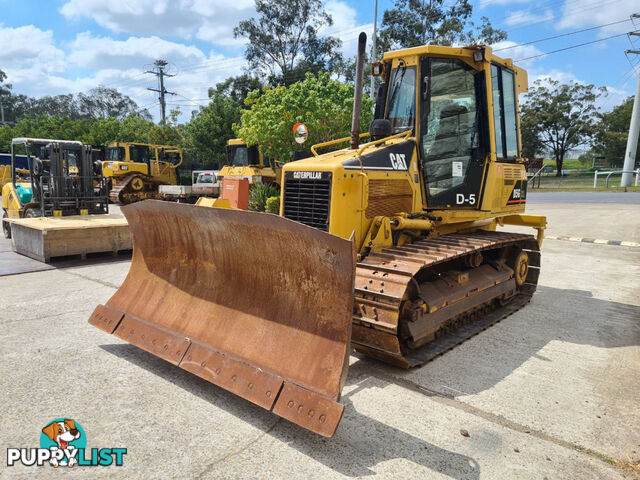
xmin=494 ymin=18 xmax=634 ymax=51
xmin=515 ymin=30 xmax=639 ymax=62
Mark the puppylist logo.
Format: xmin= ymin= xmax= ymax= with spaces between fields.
xmin=6 ymin=418 xmax=127 ymax=468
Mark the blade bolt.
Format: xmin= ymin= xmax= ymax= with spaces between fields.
xmin=319 ymin=415 xmax=326 ymax=423
xmin=248 ymin=383 xmax=254 ymax=389
xmin=308 ymin=410 xmax=315 ymax=418
xmin=266 ymin=391 xmax=272 ymax=397
xmin=201 ymin=361 xmax=206 ymax=367
xmin=215 ymin=368 xmax=221 ymax=375
xmin=232 ymin=375 xmax=237 ymax=381
xmin=287 ymin=401 xmax=294 ymax=408
xmin=297 ymin=405 xmax=304 ymax=412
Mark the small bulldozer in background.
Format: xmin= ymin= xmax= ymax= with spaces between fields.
xmin=100 ymin=142 xmax=182 ymax=204
xmin=89 ymin=33 xmax=546 ymax=437
xmin=217 ymin=138 xmax=280 ymax=186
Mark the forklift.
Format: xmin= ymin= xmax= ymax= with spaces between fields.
xmin=1 ymin=138 xmax=109 ymax=238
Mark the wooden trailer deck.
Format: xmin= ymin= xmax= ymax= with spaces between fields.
xmin=7 ymin=214 xmax=131 ymax=263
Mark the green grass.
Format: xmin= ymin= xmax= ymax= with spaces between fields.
xmin=542 ymin=158 xmax=587 ymax=170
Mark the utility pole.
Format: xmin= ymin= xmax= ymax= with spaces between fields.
xmin=146 ymin=60 xmax=176 ymax=123
xmin=370 ymin=0 xmax=378 ymax=99
xmin=621 ymin=46 xmax=640 ymax=187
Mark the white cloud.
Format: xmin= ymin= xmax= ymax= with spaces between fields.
xmin=1 ymin=23 xmax=247 ymax=122
xmin=59 ymin=0 xmax=369 ymax=54
xmin=505 ymin=9 xmax=553 ymax=27
xmin=324 ymin=0 xmax=359 ymax=33
xmin=490 ymin=41 xmax=544 ymax=68
xmin=68 ymin=32 xmax=207 ymax=69
xmin=60 ymin=0 xmax=253 ymax=47
xmin=0 ymin=24 xmax=66 ymax=77
xmin=556 ymin=0 xmax=638 ymax=34
xmin=5 ymin=1 xmax=374 ymax=121
xmin=527 ymin=70 xmax=632 ymax=112
xmin=531 ymin=69 xmax=581 ymax=85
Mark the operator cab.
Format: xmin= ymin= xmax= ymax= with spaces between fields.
xmin=226 ymin=141 xmax=269 ymax=168
xmin=373 ymin=46 xmax=524 ymax=209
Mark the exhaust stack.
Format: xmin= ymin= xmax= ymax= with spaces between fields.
xmin=350 ymin=32 xmax=367 ymax=150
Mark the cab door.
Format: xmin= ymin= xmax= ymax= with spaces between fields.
xmin=418 ymin=57 xmax=489 ymax=209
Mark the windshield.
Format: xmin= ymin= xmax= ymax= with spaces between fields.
xmin=196 ymin=173 xmax=214 ymax=183
xmin=386 ymin=66 xmax=416 ymax=133
xmin=105 ymin=147 xmax=124 ymax=162
xmin=229 ymin=145 xmax=249 ymax=166
xmin=130 ymin=145 xmax=150 ymax=163
xmin=66 ymin=153 xmax=78 ymax=168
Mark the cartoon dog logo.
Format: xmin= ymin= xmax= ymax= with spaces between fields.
xmin=41 ymin=419 xmax=81 ymax=467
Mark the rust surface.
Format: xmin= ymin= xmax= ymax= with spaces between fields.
xmin=88 ymin=304 xmax=124 ymax=334
xmin=273 ymin=382 xmax=345 ymax=437
xmin=89 ymin=200 xmax=355 ymax=436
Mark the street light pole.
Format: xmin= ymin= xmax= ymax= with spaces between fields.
xmin=621 ymin=51 xmax=640 ymax=187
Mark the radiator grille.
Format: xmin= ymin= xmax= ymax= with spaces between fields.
xmin=283 ymin=171 xmax=332 ymax=231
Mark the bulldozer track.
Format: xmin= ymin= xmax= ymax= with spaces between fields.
xmin=352 ymin=231 xmax=541 ymax=367
xmin=109 ymin=174 xmax=170 ymax=205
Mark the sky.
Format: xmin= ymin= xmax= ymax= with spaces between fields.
xmin=0 ymin=0 xmax=638 ymax=122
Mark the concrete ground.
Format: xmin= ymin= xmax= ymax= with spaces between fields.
xmin=1 ymin=192 xmax=639 ymax=479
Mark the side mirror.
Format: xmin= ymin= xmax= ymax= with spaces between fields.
xmin=369 ymin=119 xmax=392 ymax=141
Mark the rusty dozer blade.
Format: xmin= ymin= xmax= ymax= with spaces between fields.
xmin=89 ymin=200 xmax=355 ymax=436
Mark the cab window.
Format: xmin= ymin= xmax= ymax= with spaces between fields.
xmin=130 ymin=145 xmax=150 ymax=164
xmin=386 ymin=66 xmax=416 ymax=133
xmin=105 ymin=147 xmax=124 ymax=161
xmin=421 ymin=58 xmax=480 ymax=201
xmin=230 ymin=146 xmax=248 ymax=166
xmin=492 ymin=65 xmax=519 ymax=159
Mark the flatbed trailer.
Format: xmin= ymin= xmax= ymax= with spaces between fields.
xmin=158 ymin=170 xmax=219 ymax=203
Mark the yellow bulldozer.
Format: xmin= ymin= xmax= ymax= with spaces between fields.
xmin=217 ymin=138 xmax=280 ymax=185
xmin=100 ymin=142 xmax=182 ymax=204
xmin=89 ymin=35 xmax=546 ymax=437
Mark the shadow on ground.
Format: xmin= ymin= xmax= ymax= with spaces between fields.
xmin=98 ymin=286 xmax=640 ymax=477
xmin=351 ymin=286 xmax=640 ymax=397
xmin=100 ymin=342 xmax=480 ymax=478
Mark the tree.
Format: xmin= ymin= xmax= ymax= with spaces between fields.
xmin=0 ymin=69 xmax=10 ymax=97
xmin=76 ymin=86 xmax=150 ymax=120
xmin=0 ymin=86 xmax=150 ymax=123
xmin=183 ymin=81 xmax=244 ymax=166
xmin=234 ymin=72 xmax=373 ymax=161
xmin=378 ymin=0 xmax=506 ymax=51
xmin=520 ymin=80 xmax=605 ymax=176
xmin=593 ymin=96 xmax=639 ymax=168
xmin=0 ymin=69 xmax=11 ymax=125
xmin=211 ymin=74 xmax=264 ymax=105
xmin=234 ymin=0 xmax=342 ymax=86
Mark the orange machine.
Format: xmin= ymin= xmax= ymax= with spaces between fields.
xmin=220 ymin=178 xmax=249 ymax=210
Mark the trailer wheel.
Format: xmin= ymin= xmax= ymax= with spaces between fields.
xmin=2 ymin=210 xmax=10 ymax=239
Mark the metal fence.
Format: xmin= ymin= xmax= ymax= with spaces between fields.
xmin=592 ymin=169 xmax=640 ymax=188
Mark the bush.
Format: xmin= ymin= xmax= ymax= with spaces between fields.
xmin=248 ymin=183 xmax=280 ymax=212
xmin=265 ymin=196 xmax=280 ymax=214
